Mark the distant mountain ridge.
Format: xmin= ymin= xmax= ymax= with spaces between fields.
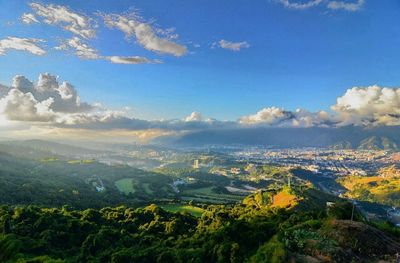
xmin=156 ymin=126 xmax=400 ymax=150
xmin=329 ymin=136 xmax=399 ymax=151
xmin=4 ymin=139 xmax=101 ymax=156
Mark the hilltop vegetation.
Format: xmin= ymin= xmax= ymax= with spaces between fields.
xmin=0 ymin=185 xmax=399 ymax=263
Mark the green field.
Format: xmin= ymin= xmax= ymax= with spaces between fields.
xmin=182 ymin=186 xmax=243 ymax=204
xmin=160 ymin=204 xmax=205 ymax=217
xmin=115 ymin=178 xmax=136 ymax=194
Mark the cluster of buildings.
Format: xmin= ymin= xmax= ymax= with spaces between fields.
xmin=231 ymin=148 xmax=399 ymax=177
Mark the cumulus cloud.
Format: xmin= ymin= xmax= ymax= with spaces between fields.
xmin=21 ymin=13 xmax=39 ymax=24
xmin=292 ymin=109 xmax=332 ymax=127
xmin=0 ymin=89 xmax=55 ymax=122
xmin=327 ymin=0 xmax=365 ymax=11
xmin=240 ymin=107 xmax=294 ymax=125
xmin=56 ymin=37 xmax=100 ymax=59
xmin=331 ymin=85 xmax=400 ymax=126
xmin=215 ymin=40 xmax=250 ymax=52
xmin=102 ymin=13 xmax=187 ymax=56
xmin=185 ymin=112 xmax=203 ymax=122
xmin=0 ymin=37 xmax=46 ymax=55
xmin=29 ymin=2 xmax=96 ymax=39
xmin=0 ymin=73 xmax=94 ymax=123
xmin=239 ymin=107 xmax=332 ymax=127
xmin=276 ymin=0 xmax=323 ymax=10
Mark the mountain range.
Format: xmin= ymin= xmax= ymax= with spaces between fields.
xmin=156 ymin=126 xmax=400 ymax=150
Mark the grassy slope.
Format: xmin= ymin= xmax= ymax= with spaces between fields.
xmin=160 ymin=204 xmax=205 ymax=217
xmin=338 ymin=175 xmax=400 ymax=206
xmin=115 ymin=178 xmax=136 ymax=194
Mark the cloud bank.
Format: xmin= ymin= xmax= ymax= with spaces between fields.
xmin=0 ymin=74 xmax=236 ymax=137
xmin=2 ymin=74 xmax=400 ymax=140
xmin=239 ymin=107 xmax=332 ymax=127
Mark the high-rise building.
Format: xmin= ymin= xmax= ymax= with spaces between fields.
xmin=193 ymin=159 xmax=200 ymax=169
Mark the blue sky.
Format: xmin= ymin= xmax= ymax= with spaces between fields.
xmin=0 ymin=0 xmax=400 ymax=122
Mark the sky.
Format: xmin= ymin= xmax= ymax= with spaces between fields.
xmin=1 ymin=0 xmax=400 ymax=141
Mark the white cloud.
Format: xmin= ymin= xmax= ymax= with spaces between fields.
xmin=185 ymin=112 xmax=203 ymax=122
xmin=103 ymin=13 xmax=187 ymax=56
xmin=327 ymin=0 xmax=365 ymax=11
xmin=276 ymin=0 xmax=364 ymax=11
xmin=0 ymin=88 xmax=55 ymax=122
xmin=56 ymin=37 xmax=100 ymax=59
xmin=240 ymin=107 xmax=295 ymax=125
xmin=107 ymin=56 xmax=161 ymax=64
xmin=55 ymin=37 xmax=159 ymax=64
xmin=7 ymin=73 xmax=93 ymax=119
xmin=239 ymin=107 xmax=332 ymax=127
xmin=21 ymin=13 xmax=39 ymax=24
xmin=217 ymin=40 xmax=250 ymax=52
xmin=277 ymin=0 xmax=323 ymax=10
xmin=292 ymin=109 xmax=331 ymax=127
xmin=0 ymin=37 xmax=46 ymax=56
xmin=30 ymin=2 xmax=96 ymax=39
xmin=332 ymin=85 xmax=400 ymax=126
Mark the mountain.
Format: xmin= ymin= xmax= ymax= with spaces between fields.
xmin=4 ymin=139 xmax=102 ymax=156
xmin=329 ymin=141 xmax=353 ymax=150
xmin=160 ymin=126 xmax=400 ymax=150
xmin=357 ymin=136 xmax=398 ymax=151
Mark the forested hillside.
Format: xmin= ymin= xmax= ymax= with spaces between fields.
xmin=0 ymin=196 xmax=399 ymax=262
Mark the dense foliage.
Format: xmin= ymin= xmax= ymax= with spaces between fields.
xmin=0 ymin=199 xmax=399 ymax=263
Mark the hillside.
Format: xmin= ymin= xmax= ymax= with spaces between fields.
xmin=7 ymin=139 xmax=102 ymax=156
xmin=243 ymin=185 xmax=341 ymax=212
xmin=0 ymin=192 xmax=399 ymax=262
xmin=357 ymin=136 xmax=398 ymax=151
xmin=337 ymin=173 xmax=400 ymax=207
xmin=0 ymin=151 xmax=176 ymax=209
